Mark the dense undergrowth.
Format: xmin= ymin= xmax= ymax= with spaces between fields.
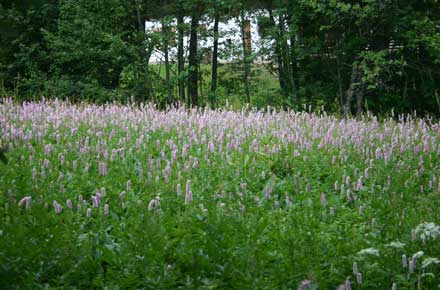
xmin=0 ymin=99 xmax=439 ymax=289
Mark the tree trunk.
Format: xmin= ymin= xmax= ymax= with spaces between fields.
xmin=177 ymin=15 xmax=185 ymax=103
xmin=199 ymin=64 xmax=203 ymax=97
xmin=286 ymin=14 xmax=297 ymax=103
xmin=240 ymin=11 xmax=251 ymax=103
xmin=188 ymin=15 xmax=199 ymax=106
xmin=336 ymin=56 xmax=345 ymax=114
xmin=345 ymin=62 xmax=362 ymax=117
xmin=356 ymin=83 xmax=364 ymax=115
xmin=268 ymin=7 xmax=287 ymax=98
xmin=162 ymin=20 xmax=173 ymax=104
xmin=135 ymin=0 xmax=151 ymax=101
xmin=279 ymin=12 xmax=296 ymax=102
xmin=210 ymin=13 xmax=219 ymax=108
xmin=135 ymin=0 xmax=145 ymax=33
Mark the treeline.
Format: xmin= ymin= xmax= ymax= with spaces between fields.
xmin=1 ymin=0 xmax=439 ymax=115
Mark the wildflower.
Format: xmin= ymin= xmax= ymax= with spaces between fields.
xmin=345 ymin=176 xmax=351 ymax=187
xmin=137 ymin=162 xmax=143 ymax=178
xmin=185 ymin=190 xmax=193 ymax=206
xmin=185 ymin=179 xmax=191 ymax=197
xmin=297 ymin=279 xmax=312 ymax=290
xmin=92 ymin=196 xmax=99 ymax=208
xmin=177 ymin=183 xmax=182 ymax=196
xmin=345 ymin=278 xmax=352 ymax=290
xmin=356 ymin=272 xmax=362 ymax=284
xmin=421 ymin=257 xmax=440 ymax=268
xmin=52 ymin=201 xmax=62 ymax=214
xmin=148 ymin=197 xmax=161 ymax=211
xmin=409 ymin=259 xmax=414 ymax=274
xmin=321 ymin=192 xmax=327 ymax=207
xmin=329 ymin=207 xmax=335 ymax=215
xmin=402 ymin=254 xmax=407 ymax=268
xmin=32 ymin=168 xmax=37 ymax=181
xmin=392 ymin=282 xmax=397 ymax=290
xmin=119 ymin=191 xmax=126 ymax=201
xmin=104 ymin=204 xmax=109 ymax=215
xmin=18 ymin=196 xmax=32 ymax=210
xmin=352 ymin=262 xmax=358 ymax=275
xmin=126 ymin=179 xmax=132 ymax=191
xmin=413 ymin=222 xmax=440 ymax=241
xmin=98 ymin=161 xmax=107 ymax=176
xmin=285 ymin=194 xmax=292 ymax=207
xmin=66 ymin=199 xmax=73 ymax=209
xmin=412 ymin=251 xmax=424 ymax=260
xmin=100 ymin=187 xmax=106 ymax=197
xmin=264 ymin=186 xmax=272 ymax=198
xmin=356 ymin=177 xmax=363 ymax=190
xmin=86 ymin=208 xmax=92 ymax=218
xmin=385 ymin=241 xmax=405 ymax=249
xmin=358 ymin=248 xmax=380 ymax=257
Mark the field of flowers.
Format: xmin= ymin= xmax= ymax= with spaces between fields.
xmin=0 ymin=98 xmax=439 ymax=289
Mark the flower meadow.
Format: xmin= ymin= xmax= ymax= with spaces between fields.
xmin=0 ymin=98 xmax=439 ymax=289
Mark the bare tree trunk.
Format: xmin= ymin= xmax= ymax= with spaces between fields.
xmin=356 ymin=84 xmax=364 ymax=115
xmin=240 ymin=11 xmax=251 ymax=103
xmin=268 ymin=7 xmax=288 ymax=99
xmin=177 ymin=15 xmax=185 ymax=103
xmin=188 ymin=15 xmax=199 ymax=106
xmin=279 ymin=12 xmax=296 ymax=103
xmin=162 ymin=20 xmax=173 ymax=104
xmin=199 ymin=64 xmax=203 ymax=97
xmin=135 ymin=0 xmax=145 ymax=33
xmin=336 ymin=56 xmax=345 ymax=114
xmin=210 ymin=13 xmax=219 ymax=108
xmin=135 ymin=0 xmax=152 ymax=100
xmin=345 ymin=62 xmax=361 ymax=117
xmin=287 ymin=14 xmax=298 ymax=103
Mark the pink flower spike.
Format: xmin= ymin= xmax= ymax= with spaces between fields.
xmin=345 ymin=278 xmax=352 ymax=290
xmin=402 ymin=254 xmax=407 ymax=268
xmin=119 ymin=191 xmax=126 ymax=201
xmin=320 ymin=192 xmax=327 ymax=207
xmin=18 ymin=196 xmax=32 ymax=210
xmin=297 ymin=279 xmax=312 ymax=290
xmin=98 ymin=161 xmax=107 ymax=176
xmin=352 ymin=262 xmax=358 ymax=275
xmin=66 ymin=199 xmax=73 ymax=209
xmin=185 ymin=179 xmax=191 ymax=196
xmin=185 ymin=190 xmax=193 ymax=206
xmin=52 ymin=201 xmax=62 ymax=214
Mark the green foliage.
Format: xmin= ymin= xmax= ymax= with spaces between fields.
xmin=1 ymin=0 xmax=439 ymax=114
xmin=1 ymin=101 xmax=439 ymax=288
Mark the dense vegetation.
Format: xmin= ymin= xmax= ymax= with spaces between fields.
xmin=1 ymin=0 xmax=439 ymax=115
xmin=0 ymin=99 xmax=439 ymax=289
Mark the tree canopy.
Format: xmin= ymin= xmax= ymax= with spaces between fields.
xmin=1 ymin=0 xmax=439 ymax=115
